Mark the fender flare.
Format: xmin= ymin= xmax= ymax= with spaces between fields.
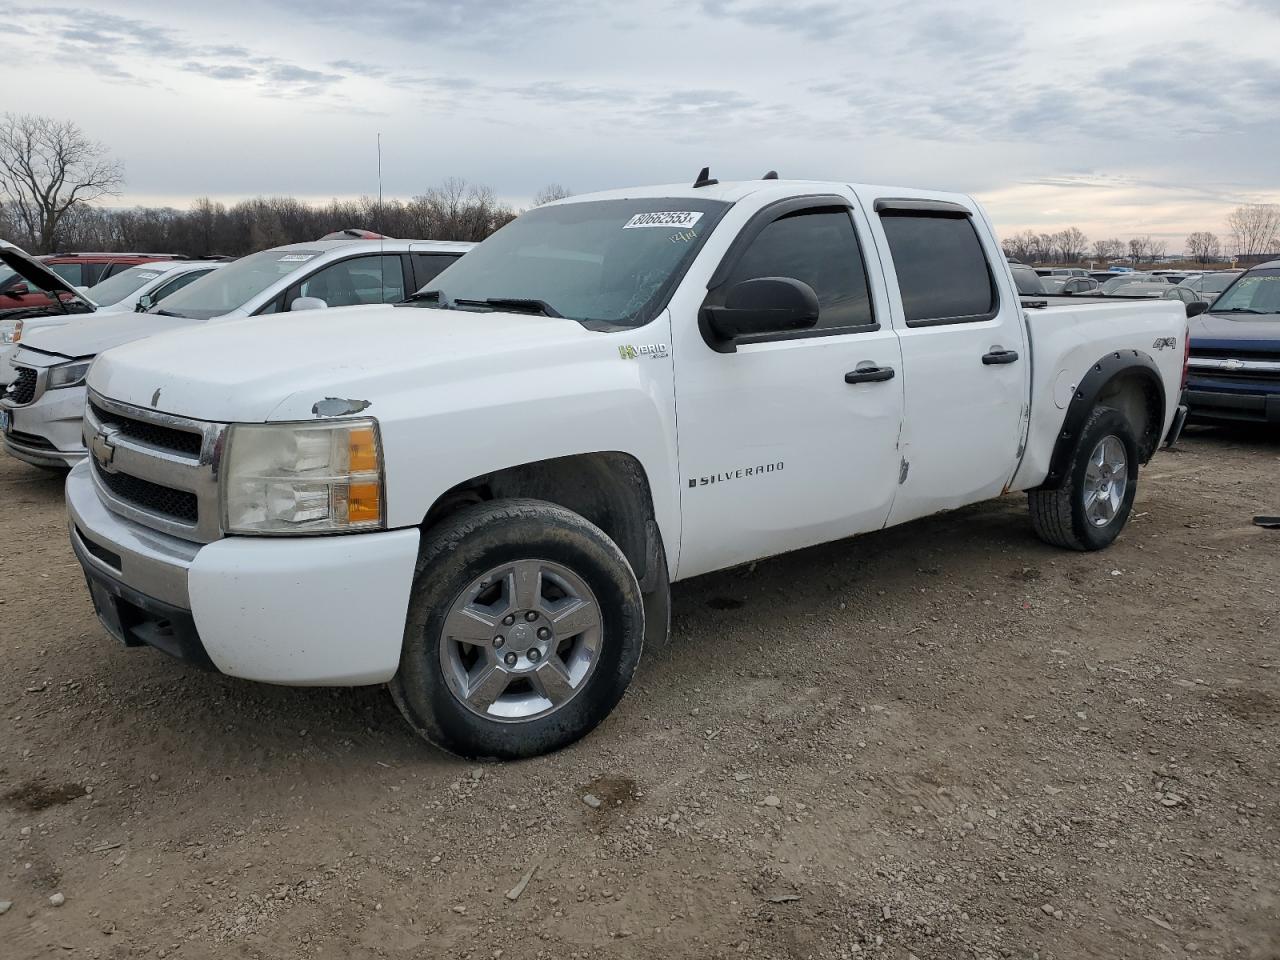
xmin=1038 ymin=349 xmax=1166 ymax=490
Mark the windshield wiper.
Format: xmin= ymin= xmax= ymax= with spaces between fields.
xmin=453 ymin=297 xmax=563 ymax=318
xmin=1212 ymin=307 xmax=1268 ymax=314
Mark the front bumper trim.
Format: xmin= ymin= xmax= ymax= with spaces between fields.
xmin=71 ymin=530 xmax=215 ymax=670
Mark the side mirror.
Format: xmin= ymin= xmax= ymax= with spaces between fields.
xmin=135 ymin=294 xmax=156 ymax=313
xmin=4 ymin=281 xmax=29 ymax=297
xmin=702 ymin=277 xmax=819 ymax=352
xmin=1186 ymin=300 xmax=1209 ymax=318
xmin=290 ymin=296 xmax=329 ymax=312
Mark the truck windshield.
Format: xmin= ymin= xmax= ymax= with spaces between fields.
xmin=1210 ymin=269 xmax=1280 ymax=316
xmin=412 ymin=198 xmax=731 ymax=327
xmin=85 ymin=265 xmax=166 ymax=306
xmin=156 ymin=248 xmax=323 ymax=320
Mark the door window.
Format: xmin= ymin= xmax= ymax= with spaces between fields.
xmin=47 ymin=262 xmax=84 ymax=286
xmin=411 ymin=253 xmax=459 ymax=290
xmin=152 ymin=269 xmax=212 ymax=304
xmin=880 ymin=213 xmax=998 ymax=325
xmin=297 ymin=255 xmax=406 ymax=308
xmin=718 ymin=208 xmax=875 ymax=336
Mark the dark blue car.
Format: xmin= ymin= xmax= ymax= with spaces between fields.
xmin=1185 ymin=260 xmax=1280 ymax=425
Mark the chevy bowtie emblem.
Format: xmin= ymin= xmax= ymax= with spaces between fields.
xmin=90 ymin=428 xmax=118 ymax=471
xmin=1223 ymin=359 xmax=1245 ymax=371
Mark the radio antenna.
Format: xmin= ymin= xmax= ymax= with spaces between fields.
xmin=376 ymin=132 xmax=383 ymax=235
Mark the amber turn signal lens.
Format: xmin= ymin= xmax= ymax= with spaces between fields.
xmin=347 ymin=482 xmax=382 ymax=524
xmin=348 ymin=426 xmax=379 ymax=474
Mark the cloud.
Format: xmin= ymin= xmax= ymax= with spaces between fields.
xmin=698 ymin=0 xmax=870 ymax=40
xmin=0 ymin=0 xmax=1276 ymax=243
xmin=8 ymin=4 xmax=350 ymax=95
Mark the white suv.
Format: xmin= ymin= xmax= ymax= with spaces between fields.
xmin=0 ymin=260 xmax=225 ymax=385
xmin=1 ymin=236 xmax=472 ymax=469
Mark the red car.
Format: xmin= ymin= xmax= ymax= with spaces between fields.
xmin=0 ymin=252 xmax=182 ymax=311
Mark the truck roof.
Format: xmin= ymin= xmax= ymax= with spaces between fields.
xmin=557 ymin=178 xmax=979 ymax=209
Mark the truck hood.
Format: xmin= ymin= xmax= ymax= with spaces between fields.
xmin=0 ymin=247 xmax=97 ymax=311
xmin=87 ymin=305 xmax=596 ymax=422
xmin=21 ymin=310 xmax=202 ymax=359
xmin=1190 ymin=310 xmax=1280 ymax=354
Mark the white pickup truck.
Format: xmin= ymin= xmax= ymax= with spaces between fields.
xmin=67 ymin=174 xmax=1191 ymax=759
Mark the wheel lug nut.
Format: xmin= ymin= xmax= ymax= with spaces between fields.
xmin=537 ymin=627 xmax=551 ymax=640
xmin=503 ymin=615 xmax=515 ymax=626
xmin=525 ymin=611 xmax=538 ymax=622
xmin=493 ymin=635 xmax=505 ymax=649
xmin=528 ymin=649 xmax=541 ymax=663
xmin=504 ymin=652 xmax=517 ymax=667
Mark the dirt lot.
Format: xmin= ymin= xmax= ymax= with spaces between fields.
xmin=1 ymin=427 xmax=1277 ymax=960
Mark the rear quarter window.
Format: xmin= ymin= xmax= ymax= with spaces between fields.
xmin=880 ymin=213 xmax=998 ymax=325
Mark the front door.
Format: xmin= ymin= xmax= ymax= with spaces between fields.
xmin=672 ymin=195 xmax=905 ymax=580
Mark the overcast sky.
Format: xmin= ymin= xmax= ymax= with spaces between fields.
xmin=3 ymin=0 xmax=1279 ymax=245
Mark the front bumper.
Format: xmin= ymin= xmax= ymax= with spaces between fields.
xmin=1184 ymin=377 xmax=1280 ymax=424
xmin=2 ymin=383 xmax=87 ymax=468
xmin=67 ymin=461 xmax=421 ymax=686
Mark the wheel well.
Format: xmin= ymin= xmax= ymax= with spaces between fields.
xmin=1039 ymin=351 xmax=1166 ymax=489
xmin=1097 ymin=370 xmax=1163 ymax=463
xmin=421 ymin=452 xmax=665 ymax=592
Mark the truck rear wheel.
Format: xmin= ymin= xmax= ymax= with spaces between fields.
xmin=1028 ymin=404 xmax=1139 ymax=551
xmin=389 ymin=499 xmax=645 ymax=759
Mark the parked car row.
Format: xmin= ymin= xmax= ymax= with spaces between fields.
xmin=1012 ymin=256 xmax=1277 ymax=427
xmin=1015 ymin=264 xmax=1245 ymax=305
xmin=1 ymin=173 xmax=1197 ymax=759
xmin=0 ymin=235 xmax=471 ymax=466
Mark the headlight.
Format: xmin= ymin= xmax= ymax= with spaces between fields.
xmin=0 ymin=319 xmax=21 ymax=344
xmin=47 ymin=358 xmax=93 ymax=389
xmin=222 ymin=419 xmax=385 ymax=535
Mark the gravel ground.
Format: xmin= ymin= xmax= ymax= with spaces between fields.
xmin=1 ymin=426 xmax=1277 ymax=960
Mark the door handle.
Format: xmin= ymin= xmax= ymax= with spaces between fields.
xmin=844 ymin=365 xmax=895 ymax=384
xmin=982 ymin=348 xmax=1019 ymax=365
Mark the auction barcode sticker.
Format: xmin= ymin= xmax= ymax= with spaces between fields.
xmin=623 ymin=211 xmax=704 ymax=229
xmin=278 ymin=254 xmax=315 ymax=262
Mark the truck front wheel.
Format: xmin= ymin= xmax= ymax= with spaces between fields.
xmin=390 ymin=499 xmax=645 ymax=759
xmin=1028 ymin=404 xmax=1140 ymax=551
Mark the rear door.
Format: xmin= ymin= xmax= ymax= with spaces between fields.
xmin=859 ymin=196 xmax=1029 ymax=526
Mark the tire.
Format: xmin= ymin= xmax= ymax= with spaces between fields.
xmin=389 ymin=498 xmax=645 ymax=759
xmin=1028 ymin=404 xmax=1139 ymax=551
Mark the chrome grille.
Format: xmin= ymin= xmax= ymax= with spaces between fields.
xmin=6 ymin=367 xmax=37 ymax=405
xmin=84 ymin=391 xmax=226 ymax=544
xmin=89 ymin=400 xmax=203 ymax=457
xmin=93 ymin=462 xmax=199 ymax=523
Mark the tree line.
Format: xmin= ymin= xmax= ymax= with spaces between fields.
xmin=2 ymin=112 xmax=1278 ymax=265
xmin=1000 ymin=204 xmax=1280 ymax=267
xmin=0 ymin=182 xmax=530 ymax=257
xmin=0 ymin=113 xmax=571 ymax=256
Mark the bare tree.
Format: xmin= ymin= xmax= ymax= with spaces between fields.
xmin=0 ymin=113 xmax=124 ymax=253
xmin=1000 ymin=229 xmax=1036 ymax=263
xmin=1128 ymin=235 xmax=1152 ymax=265
xmin=1093 ymin=238 xmax=1125 ymax=262
xmin=532 ymin=184 xmax=572 ymax=206
xmin=1053 ymin=227 xmax=1089 ymax=264
xmin=1149 ymin=239 xmax=1168 ymax=261
xmin=1185 ymin=231 xmax=1221 ymax=265
xmin=1226 ymin=203 xmax=1280 ymax=261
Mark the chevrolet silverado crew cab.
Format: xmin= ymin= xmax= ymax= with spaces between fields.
xmin=67 ymin=174 xmax=1191 ymax=759
xmin=1 ymin=237 xmax=471 ymax=468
